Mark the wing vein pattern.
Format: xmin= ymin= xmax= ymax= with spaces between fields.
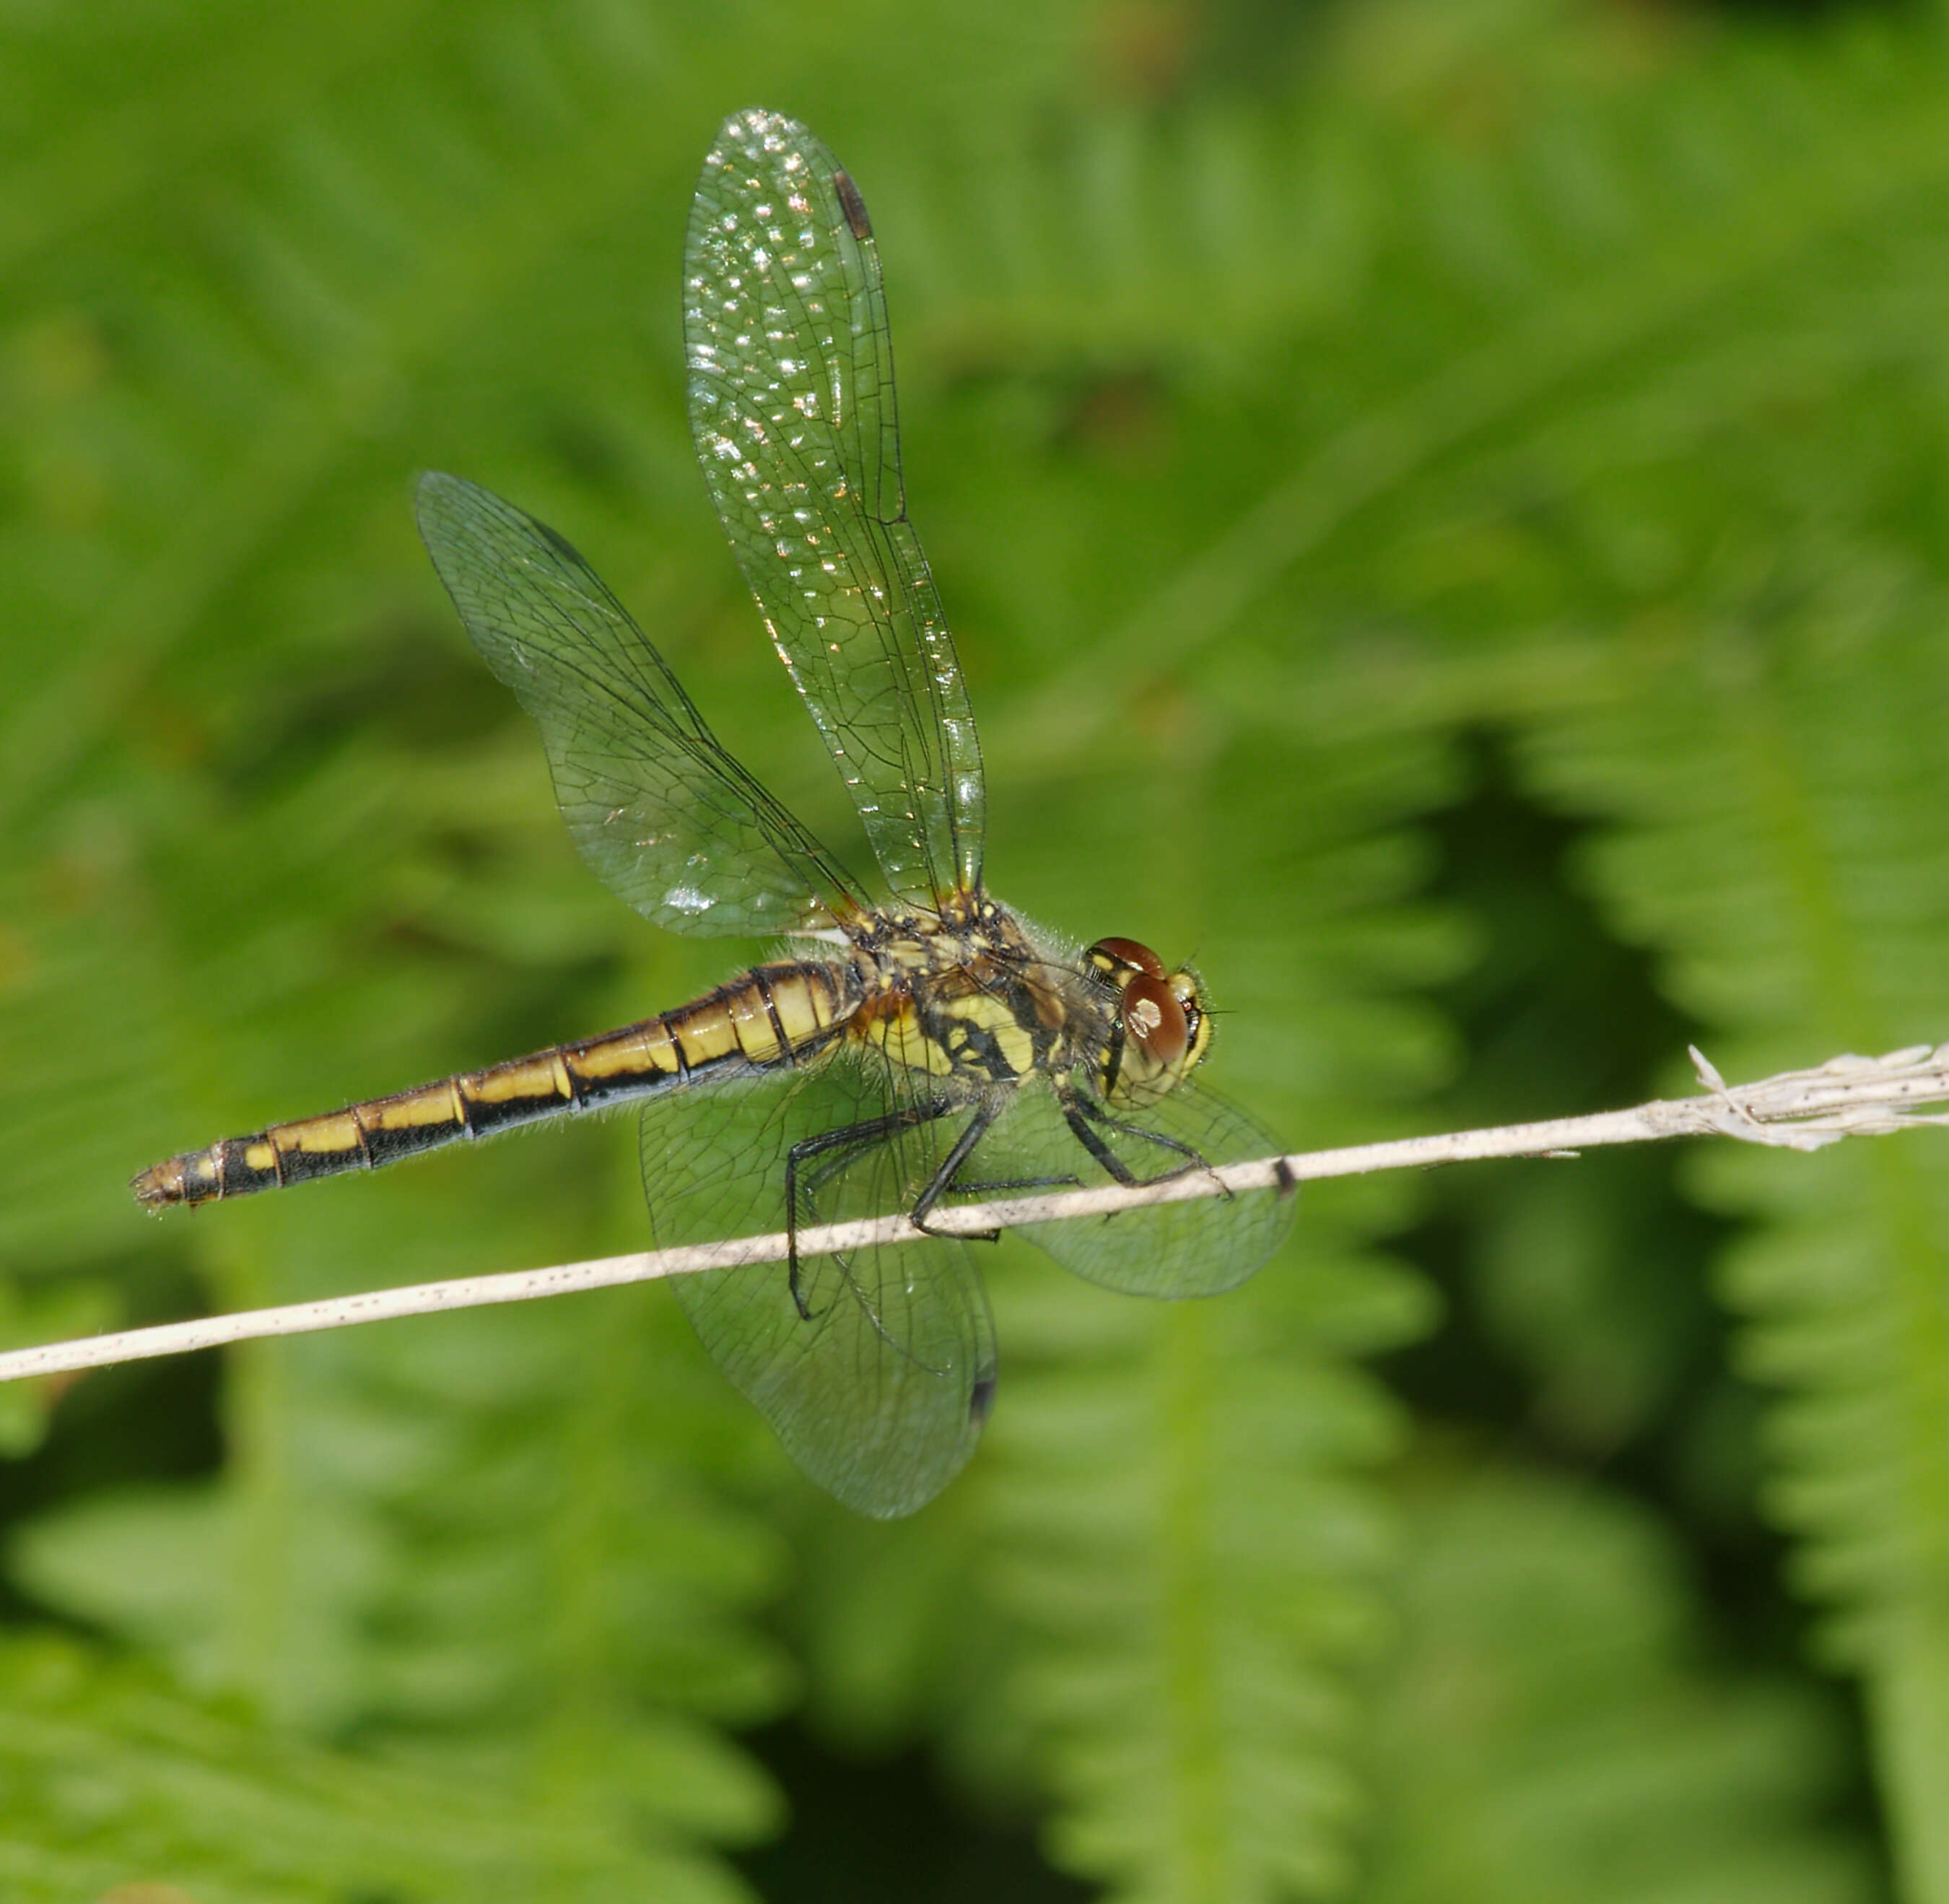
xmin=684 ymin=107 xmax=985 ymax=913
xmin=417 ymin=471 xmax=862 ymax=938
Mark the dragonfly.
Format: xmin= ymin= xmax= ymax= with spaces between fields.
xmin=133 ymin=107 xmax=1293 ymax=1517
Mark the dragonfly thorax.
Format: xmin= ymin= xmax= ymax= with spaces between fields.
xmin=836 ymin=910 xmax=1211 ymax=1113
xmin=841 ymin=899 xmax=1071 ymax=1090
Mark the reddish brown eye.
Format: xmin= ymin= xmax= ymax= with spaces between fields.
xmin=1168 ymin=971 xmax=1203 ymax=1048
xmin=1086 ymin=936 xmax=1165 ymax=980
xmin=1091 ymin=946 xmax=1208 ymax=1106
xmin=1121 ymin=972 xmax=1188 ymax=1067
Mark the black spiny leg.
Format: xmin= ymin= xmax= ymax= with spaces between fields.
xmin=944 ymin=1170 xmax=1082 ymax=1197
xmin=784 ymin=1097 xmax=959 ymax=1320
xmin=1058 ymin=1085 xmax=1213 ymax=1188
xmin=907 ymin=1102 xmax=1003 ymax=1236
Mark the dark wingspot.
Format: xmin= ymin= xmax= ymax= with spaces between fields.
xmin=969 ymin=1368 xmax=998 ymax=1425
xmin=833 ymin=168 xmax=873 ymax=241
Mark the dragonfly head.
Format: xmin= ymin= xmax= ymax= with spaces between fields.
xmin=1083 ymin=937 xmax=1212 ymax=1109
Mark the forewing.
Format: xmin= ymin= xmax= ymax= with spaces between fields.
xmin=685 ymin=108 xmax=985 ymax=911
xmin=645 ymin=1055 xmax=996 ymax=1518
xmin=989 ymin=1077 xmax=1294 ymax=1298
xmin=417 ymin=471 xmax=861 ymax=937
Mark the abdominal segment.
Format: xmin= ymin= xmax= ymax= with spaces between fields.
xmin=131 ymin=958 xmax=858 ymax=1208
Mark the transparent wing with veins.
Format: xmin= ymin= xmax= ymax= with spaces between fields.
xmin=642 ymin=1052 xmax=998 ymax=1519
xmin=684 ymin=107 xmax=985 ymax=914
xmin=417 ymin=471 xmax=863 ymax=939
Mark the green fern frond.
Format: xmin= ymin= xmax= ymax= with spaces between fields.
xmin=1521 ymin=591 xmax=1949 ymax=1892
xmin=1361 ymin=1466 xmax=1877 ymax=1904
xmin=11 ymin=1158 xmax=790 ymax=1864
xmin=967 ymin=1244 xmax=1423 ymax=1904
xmin=1176 ymin=9 xmax=1949 ymax=1889
xmin=0 ymin=1627 xmax=760 ymax=1903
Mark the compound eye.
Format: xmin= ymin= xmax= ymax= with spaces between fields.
xmin=1086 ymin=936 xmax=1165 ymax=982
xmin=1169 ymin=968 xmax=1213 ymax=1067
xmin=1121 ymin=972 xmax=1188 ymax=1070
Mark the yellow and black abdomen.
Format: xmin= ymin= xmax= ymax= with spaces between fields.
xmin=132 ymin=958 xmax=858 ymax=1209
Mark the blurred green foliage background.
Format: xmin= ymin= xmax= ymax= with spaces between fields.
xmin=4 ymin=0 xmax=1949 ymax=1897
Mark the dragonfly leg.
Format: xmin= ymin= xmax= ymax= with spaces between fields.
xmin=782 ymin=1096 xmax=995 ymax=1381
xmin=784 ymin=1097 xmax=959 ymax=1319
xmin=1058 ymin=1087 xmax=1216 ymax=1190
xmin=907 ymin=1103 xmax=1003 ymax=1238
xmin=945 ymin=1171 xmax=1081 ymax=1196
